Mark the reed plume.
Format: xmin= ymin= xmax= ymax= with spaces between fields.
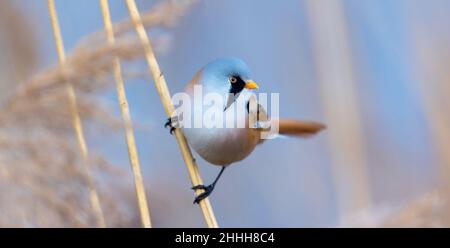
xmin=0 ymin=0 xmax=196 ymax=227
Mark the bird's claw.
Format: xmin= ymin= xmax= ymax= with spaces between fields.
xmin=191 ymin=184 xmax=214 ymax=204
xmin=164 ymin=117 xmax=178 ymax=135
xmin=191 ymin=184 xmax=210 ymax=190
xmin=164 ymin=118 xmax=171 ymax=129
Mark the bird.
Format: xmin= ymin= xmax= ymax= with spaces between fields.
xmin=165 ymin=58 xmax=325 ymax=204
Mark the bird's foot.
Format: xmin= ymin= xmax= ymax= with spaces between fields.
xmin=191 ymin=184 xmax=215 ymax=204
xmin=164 ymin=117 xmax=178 ymax=135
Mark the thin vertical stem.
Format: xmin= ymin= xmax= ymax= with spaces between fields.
xmin=405 ymin=5 xmax=450 ymax=222
xmin=305 ymin=0 xmax=371 ymax=222
xmin=99 ymin=0 xmax=152 ymax=228
xmin=47 ymin=0 xmax=106 ymax=228
xmin=125 ymin=0 xmax=218 ymax=228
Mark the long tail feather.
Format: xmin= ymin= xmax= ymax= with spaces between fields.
xmin=278 ymin=119 xmax=326 ymax=137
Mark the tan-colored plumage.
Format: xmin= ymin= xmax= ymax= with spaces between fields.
xmin=246 ymin=96 xmax=325 ymax=141
xmin=278 ymin=119 xmax=326 ymax=137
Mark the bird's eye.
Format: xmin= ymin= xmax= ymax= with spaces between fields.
xmin=230 ymin=76 xmax=237 ymax=84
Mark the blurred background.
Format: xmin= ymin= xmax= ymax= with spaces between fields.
xmin=0 ymin=0 xmax=449 ymax=227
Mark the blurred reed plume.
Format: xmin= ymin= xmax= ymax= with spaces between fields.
xmin=0 ymin=0 xmax=197 ymax=227
xmin=342 ymin=188 xmax=450 ymax=227
xmin=0 ymin=1 xmax=37 ymax=101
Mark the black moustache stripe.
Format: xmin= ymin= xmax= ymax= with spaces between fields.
xmin=224 ymin=76 xmax=246 ymax=111
xmin=229 ymin=76 xmax=246 ymax=95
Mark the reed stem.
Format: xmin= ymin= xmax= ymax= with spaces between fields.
xmin=305 ymin=0 xmax=371 ymax=222
xmin=99 ymin=0 xmax=152 ymax=228
xmin=47 ymin=0 xmax=106 ymax=228
xmin=125 ymin=0 xmax=218 ymax=228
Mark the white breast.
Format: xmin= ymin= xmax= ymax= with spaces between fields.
xmin=182 ymin=100 xmax=260 ymax=166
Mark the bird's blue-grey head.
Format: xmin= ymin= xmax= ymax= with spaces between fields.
xmin=200 ymin=58 xmax=259 ymax=110
xmin=201 ymin=58 xmax=258 ymax=92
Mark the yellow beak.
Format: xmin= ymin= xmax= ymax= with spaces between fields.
xmin=245 ymin=80 xmax=259 ymax=89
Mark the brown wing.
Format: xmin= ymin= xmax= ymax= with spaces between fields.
xmin=247 ymin=95 xmax=270 ymax=128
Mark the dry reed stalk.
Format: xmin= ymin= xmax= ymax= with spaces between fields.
xmin=125 ymin=0 xmax=219 ymax=228
xmin=305 ymin=0 xmax=371 ymax=222
xmin=100 ymin=0 xmax=152 ymax=228
xmin=407 ymin=27 xmax=450 ymax=223
xmin=47 ymin=0 xmax=106 ymax=228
